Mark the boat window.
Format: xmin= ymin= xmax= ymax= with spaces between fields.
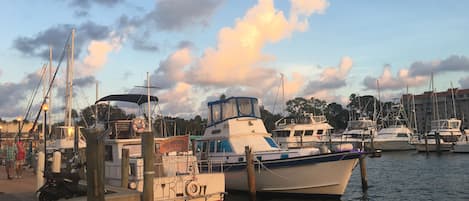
xmin=397 ymin=133 xmax=408 ymax=137
xmin=209 ymin=141 xmax=215 ymax=152
xmin=198 ymin=141 xmax=208 ymax=153
xmin=450 ymin=121 xmax=460 ymax=129
xmin=238 ymin=98 xmax=253 ymax=116
xmin=317 ymin=130 xmax=324 ymax=135
xmin=264 ymin=137 xmax=279 ymax=148
xmin=208 ymin=106 xmax=213 ymax=125
xmin=304 ymin=130 xmax=314 ymax=136
xmin=294 ymin=130 xmax=303 ymax=136
xmin=212 ymin=104 xmax=222 ymax=123
xmin=272 ymin=131 xmax=290 ymax=137
xmin=216 ymin=139 xmax=233 ymax=153
xmin=105 ymin=145 xmax=113 ymax=162
xmin=252 ymin=99 xmax=261 ymax=118
xmin=223 ymin=99 xmax=238 ymax=119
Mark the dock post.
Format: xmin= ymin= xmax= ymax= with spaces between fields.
xmin=121 ymin=148 xmax=130 ymax=188
xmin=142 ymin=131 xmax=154 ymax=201
xmin=424 ymin=133 xmax=429 ymax=153
xmin=36 ymin=151 xmax=45 ymax=190
xmin=435 ymin=131 xmax=441 ymax=153
xmin=359 ymin=155 xmax=368 ymax=192
xmin=245 ymin=146 xmax=256 ymax=201
xmin=369 ymin=130 xmax=375 ymax=153
xmin=83 ymin=128 xmax=105 ymax=201
xmin=52 ymin=151 xmax=61 ymax=173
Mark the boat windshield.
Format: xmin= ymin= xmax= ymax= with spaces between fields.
xmin=208 ymin=97 xmax=261 ymax=126
xmin=431 ymin=119 xmax=461 ymax=130
xmin=347 ymin=120 xmax=376 ymax=130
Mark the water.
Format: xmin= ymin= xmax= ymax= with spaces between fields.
xmin=225 ymin=151 xmax=469 ymax=201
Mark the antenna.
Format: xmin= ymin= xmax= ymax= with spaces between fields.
xmin=450 ymin=82 xmax=457 ymax=118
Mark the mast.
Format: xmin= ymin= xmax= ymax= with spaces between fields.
xmin=64 ymin=29 xmax=75 ymax=127
xmin=412 ymin=94 xmax=418 ymax=133
xmin=49 ymin=46 xmax=53 ymax=135
xmin=95 ymin=81 xmax=99 ymax=126
xmin=147 ymin=72 xmax=152 ymax=132
xmin=450 ymin=82 xmax=457 ymax=118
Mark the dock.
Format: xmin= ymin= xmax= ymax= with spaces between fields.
xmin=0 ymin=165 xmax=37 ymax=201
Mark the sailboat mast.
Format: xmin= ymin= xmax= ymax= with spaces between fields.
xmin=147 ymin=72 xmax=152 ymax=132
xmin=95 ymin=81 xmax=99 ymax=126
xmin=450 ymin=82 xmax=457 ymax=118
xmin=281 ymin=73 xmax=285 ymax=116
xmin=49 ymin=46 xmax=53 ymax=134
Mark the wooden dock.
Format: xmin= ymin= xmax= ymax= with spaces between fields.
xmin=0 ymin=165 xmax=37 ymax=201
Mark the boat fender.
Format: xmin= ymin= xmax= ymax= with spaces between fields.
xmin=132 ymin=118 xmax=146 ymax=133
xmin=185 ymin=180 xmax=200 ymax=197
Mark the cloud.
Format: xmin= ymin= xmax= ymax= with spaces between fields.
xmin=13 ymin=22 xmax=111 ymax=61
xmin=303 ymin=56 xmax=353 ymax=96
xmin=409 ymin=55 xmax=469 ymax=77
xmin=158 ymin=83 xmax=195 ymax=117
xmin=0 ymin=71 xmax=43 ymax=118
xmin=148 ymin=48 xmax=193 ymax=89
xmin=68 ymin=0 xmax=124 ymax=9
xmin=363 ymin=65 xmax=428 ymax=91
xmin=459 ymin=76 xmax=469 ymax=88
xmin=145 ymin=0 xmax=224 ymax=31
xmin=188 ymin=0 xmax=328 ymax=88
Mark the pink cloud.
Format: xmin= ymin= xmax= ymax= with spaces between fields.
xmin=363 ymin=65 xmax=428 ymax=91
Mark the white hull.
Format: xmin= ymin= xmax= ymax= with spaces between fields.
xmin=372 ymin=140 xmax=415 ymax=151
xmin=452 ymin=143 xmax=469 ymax=153
xmin=223 ymin=155 xmax=359 ymax=196
xmin=415 ymin=143 xmax=453 ymax=152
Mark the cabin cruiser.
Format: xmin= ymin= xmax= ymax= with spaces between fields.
xmin=373 ymin=125 xmax=414 ymax=151
xmin=413 ymin=119 xmax=461 ymax=152
xmin=96 ymin=94 xmax=226 ymax=201
xmin=328 ymin=117 xmax=377 ymax=150
xmin=272 ymin=114 xmax=333 ymax=149
xmin=373 ymin=103 xmax=415 ymax=151
xmin=195 ymin=96 xmax=362 ymax=197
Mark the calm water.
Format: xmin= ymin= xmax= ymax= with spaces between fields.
xmin=225 ymin=151 xmax=469 ymax=201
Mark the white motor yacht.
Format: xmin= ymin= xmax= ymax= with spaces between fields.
xmin=195 ymin=96 xmax=362 ymax=198
xmin=452 ymin=130 xmax=469 ymax=153
xmin=413 ymin=119 xmax=461 ymax=152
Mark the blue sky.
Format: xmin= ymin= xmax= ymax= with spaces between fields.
xmin=1 ymin=0 xmax=469 ymax=121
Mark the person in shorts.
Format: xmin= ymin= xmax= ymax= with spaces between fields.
xmin=3 ymin=140 xmax=17 ymax=179
xmin=15 ymin=140 xmax=26 ymax=178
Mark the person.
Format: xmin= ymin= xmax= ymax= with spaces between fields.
xmin=4 ymin=140 xmax=17 ymax=179
xmin=15 ymin=140 xmax=26 ymax=178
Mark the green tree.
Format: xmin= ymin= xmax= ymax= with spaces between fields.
xmin=260 ymin=106 xmax=283 ymax=133
xmin=325 ymin=102 xmax=349 ymax=130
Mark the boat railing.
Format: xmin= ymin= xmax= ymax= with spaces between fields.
xmin=197 ymin=159 xmax=225 ymax=173
xmin=151 ymin=158 xmax=225 ymax=175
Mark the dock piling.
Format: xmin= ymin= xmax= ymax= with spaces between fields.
xmin=121 ymin=148 xmax=129 ymax=188
xmin=359 ymin=155 xmax=368 ymax=192
xmin=142 ymin=131 xmax=154 ymax=201
xmin=245 ymin=146 xmax=256 ymax=201
xmin=83 ymin=128 xmax=105 ymax=201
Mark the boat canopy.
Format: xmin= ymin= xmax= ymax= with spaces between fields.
xmin=95 ymin=94 xmax=158 ymax=105
xmin=347 ymin=119 xmax=376 ymax=130
xmin=431 ymin=119 xmax=461 ymax=130
xmin=207 ymin=97 xmax=261 ymax=126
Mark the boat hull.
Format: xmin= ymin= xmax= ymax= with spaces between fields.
xmin=452 ymin=143 xmax=469 ymax=153
xmin=372 ymin=140 xmax=415 ymax=151
xmin=415 ymin=143 xmax=453 ymax=152
xmin=218 ymin=152 xmax=360 ymax=196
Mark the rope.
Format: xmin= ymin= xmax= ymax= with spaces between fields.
xmin=253 ymin=157 xmax=290 ymax=180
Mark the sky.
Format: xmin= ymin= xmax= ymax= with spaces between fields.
xmin=1 ymin=0 xmax=469 ymax=122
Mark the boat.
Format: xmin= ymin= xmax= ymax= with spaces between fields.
xmin=328 ymin=117 xmax=377 ymax=151
xmin=373 ymin=103 xmax=415 ymax=151
xmin=195 ymin=96 xmax=362 ymax=198
xmin=272 ymin=114 xmax=333 ymax=149
xmin=453 ymin=129 xmax=469 ymax=153
xmin=413 ymin=118 xmax=461 ymax=152
xmin=96 ymin=93 xmax=226 ymax=201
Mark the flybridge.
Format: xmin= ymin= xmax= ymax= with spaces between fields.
xmin=207 ymin=97 xmax=261 ymax=127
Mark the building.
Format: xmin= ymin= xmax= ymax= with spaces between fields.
xmin=402 ymin=88 xmax=469 ymax=134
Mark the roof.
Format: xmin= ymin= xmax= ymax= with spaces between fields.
xmin=95 ymin=94 xmax=158 ymax=105
xmin=207 ymin=96 xmax=257 ymax=106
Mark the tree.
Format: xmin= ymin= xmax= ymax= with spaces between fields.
xmin=325 ymin=102 xmax=349 ymax=130
xmin=286 ymin=97 xmax=327 ymax=117
xmin=260 ymin=106 xmax=283 ymax=133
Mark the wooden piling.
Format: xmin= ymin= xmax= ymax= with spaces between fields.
xmin=121 ymin=148 xmax=130 ymax=188
xmin=359 ymin=155 xmax=368 ymax=192
xmin=245 ymin=146 xmax=256 ymax=201
xmin=424 ymin=133 xmax=429 ymax=153
xmin=435 ymin=131 xmax=441 ymax=153
xmin=142 ymin=131 xmax=154 ymax=201
xmin=83 ymin=128 xmax=105 ymax=201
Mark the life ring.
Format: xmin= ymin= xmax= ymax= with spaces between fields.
xmin=132 ymin=118 xmax=146 ymax=133
xmin=185 ymin=180 xmax=200 ymax=197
